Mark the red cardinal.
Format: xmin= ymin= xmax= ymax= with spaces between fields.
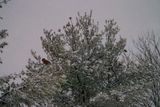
xmin=42 ymin=58 xmax=51 ymax=65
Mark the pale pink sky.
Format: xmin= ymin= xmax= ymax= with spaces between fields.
xmin=0 ymin=0 xmax=160 ymax=75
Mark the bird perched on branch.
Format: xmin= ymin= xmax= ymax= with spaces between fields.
xmin=124 ymin=49 xmax=127 ymax=52
xmin=42 ymin=58 xmax=51 ymax=65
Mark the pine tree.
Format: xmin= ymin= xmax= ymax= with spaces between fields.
xmin=14 ymin=11 xmax=130 ymax=107
xmin=0 ymin=29 xmax=8 ymax=64
xmin=0 ymin=0 xmax=10 ymax=63
xmin=0 ymin=11 xmax=132 ymax=107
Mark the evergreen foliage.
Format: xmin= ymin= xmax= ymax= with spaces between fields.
xmin=15 ymin=11 xmax=129 ymax=107
xmin=1 ymin=11 xmax=160 ymax=107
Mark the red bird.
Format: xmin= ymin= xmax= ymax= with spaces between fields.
xmin=42 ymin=58 xmax=51 ymax=65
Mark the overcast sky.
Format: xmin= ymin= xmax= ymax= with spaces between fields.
xmin=0 ymin=0 xmax=160 ymax=76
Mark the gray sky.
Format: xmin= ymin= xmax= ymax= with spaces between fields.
xmin=0 ymin=0 xmax=160 ymax=76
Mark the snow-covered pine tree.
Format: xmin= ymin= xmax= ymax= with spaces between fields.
xmin=47 ymin=12 xmax=127 ymax=107
xmin=0 ymin=0 xmax=9 ymax=63
xmin=0 ymin=29 xmax=8 ymax=64
xmin=14 ymin=11 xmax=130 ymax=107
